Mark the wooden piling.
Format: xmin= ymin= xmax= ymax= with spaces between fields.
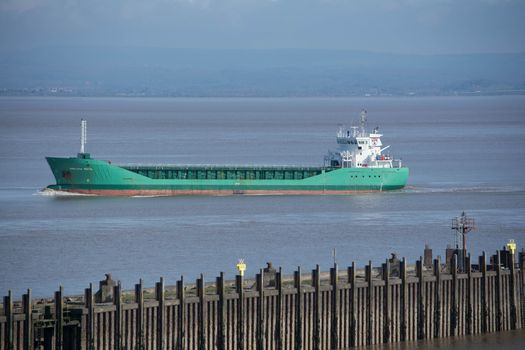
xmin=177 ymin=277 xmax=185 ymax=350
xmin=196 ymin=274 xmax=206 ymax=350
xmin=294 ymin=267 xmax=302 ymax=350
xmin=84 ymin=284 xmax=94 ymax=350
xmin=55 ymin=286 xmax=64 ymax=350
xmin=313 ymin=265 xmax=321 ymax=350
xmin=399 ymin=258 xmax=408 ymax=342
xmin=216 ymin=273 xmax=226 ymax=350
xmin=135 ymin=279 xmax=145 ymax=350
xmin=466 ymin=255 xmax=473 ymax=335
xmin=23 ymin=289 xmax=33 ymax=350
xmin=276 ymin=268 xmax=284 ymax=350
xmin=479 ymin=252 xmax=488 ymax=333
xmin=382 ymin=260 xmax=391 ymax=344
xmin=416 ymin=258 xmax=425 ymax=340
xmin=450 ymin=255 xmax=458 ymax=337
xmin=236 ymin=274 xmax=245 ymax=350
xmin=508 ymin=250 xmax=518 ymax=330
xmin=4 ymin=249 xmax=525 ymax=350
xmin=517 ymin=249 xmax=525 ymax=328
xmin=495 ymin=251 xmax=503 ymax=331
xmin=348 ymin=262 xmax=357 ymax=348
xmin=114 ymin=282 xmax=122 ymax=350
xmin=156 ymin=277 xmax=165 ymax=350
xmin=366 ymin=261 xmax=374 ymax=345
xmin=255 ymin=271 xmax=265 ymax=350
xmin=3 ymin=290 xmax=13 ymax=350
xmin=433 ymin=257 xmax=441 ymax=338
xmin=330 ymin=263 xmax=339 ymax=349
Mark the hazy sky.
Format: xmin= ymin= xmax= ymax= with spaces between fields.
xmin=1 ymin=0 xmax=524 ymax=54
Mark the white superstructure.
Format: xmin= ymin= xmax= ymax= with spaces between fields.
xmin=325 ymin=110 xmax=402 ymax=169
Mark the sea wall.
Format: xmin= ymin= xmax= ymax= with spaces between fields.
xmin=1 ymin=250 xmax=524 ymax=350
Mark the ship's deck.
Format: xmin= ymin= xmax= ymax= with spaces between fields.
xmin=121 ymin=164 xmax=337 ymax=181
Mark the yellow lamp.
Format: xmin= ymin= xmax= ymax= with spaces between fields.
xmin=236 ymin=259 xmax=247 ymax=277
xmin=507 ymin=239 xmax=517 ymax=255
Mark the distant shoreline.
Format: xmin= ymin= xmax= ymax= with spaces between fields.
xmin=1 ymin=91 xmax=525 ymax=98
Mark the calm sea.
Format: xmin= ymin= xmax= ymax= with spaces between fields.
xmin=0 ymin=96 xmax=524 ymax=300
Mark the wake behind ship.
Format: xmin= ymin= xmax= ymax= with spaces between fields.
xmin=45 ymin=111 xmax=409 ymax=196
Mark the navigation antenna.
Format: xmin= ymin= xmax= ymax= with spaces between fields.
xmin=451 ymin=211 xmax=476 ymax=271
xmin=80 ymin=119 xmax=87 ymax=154
xmin=360 ymin=109 xmax=367 ymax=135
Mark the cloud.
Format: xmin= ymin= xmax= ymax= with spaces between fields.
xmin=1 ymin=0 xmax=524 ymax=54
xmin=0 ymin=0 xmax=49 ymax=13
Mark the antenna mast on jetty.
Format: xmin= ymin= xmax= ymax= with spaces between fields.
xmin=451 ymin=211 xmax=476 ymax=270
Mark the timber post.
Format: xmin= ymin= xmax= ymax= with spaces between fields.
xmin=23 ymin=288 xmax=33 ymax=350
xmin=276 ymin=268 xmax=283 ymax=350
xmin=450 ymin=254 xmax=458 ymax=337
xmin=3 ymin=290 xmax=13 ymax=350
xmin=416 ymin=258 xmax=425 ymax=340
xmin=366 ymin=260 xmax=374 ymax=345
xmin=479 ymin=252 xmax=488 ymax=333
xmin=313 ymin=265 xmax=321 ymax=350
xmin=255 ymin=270 xmax=265 ymax=350
xmin=382 ymin=260 xmax=391 ymax=344
xmin=55 ymin=286 xmax=64 ymax=350
xmin=197 ymin=274 xmax=206 ymax=350
xmin=135 ymin=279 xmax=145 ymax=350
xmin=495 ymin=251 xmax=503 ymax=331
xmin=216 ymin=272 xmax=226 ymax=350
xmin=330 ymin=263 xmax=339 ymax=349
xmin=114 ymin=281 xmax=122 ymax=350
xmin=294 ymin=267 xmax=303 ymax=350
xmin=466 ymin=255 xmax=474 ymax=335
xmin=348 ymin=262 xmax=357 ymax=347
xmin=508 ymin=249 xmax=518 ymax=330
xmin=176 ymin=277 xmax=185 ymax=350
xmin=433 ymin=257 xmax=441 ymax=338
xmin=156 ymin=277 xmax=165 ymax=350
xmin=518 ymin=249 xmax=525 ymax=328
xmin=85 ymin=284 xmax=95 ymax=350
xmin=399 ymin=258 xmax=408 ymax=342
xmin=236 ymin=274 xmax=245 ymax=350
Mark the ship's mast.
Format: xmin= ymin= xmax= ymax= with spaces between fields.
xmin=80 ymin=119 xmax=87 ymax=154
xmin=360 ymin=109 xmax=367 ymax=135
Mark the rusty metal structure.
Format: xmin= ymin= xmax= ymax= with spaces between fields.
xmin=452 ymin=211 xmax=476 ymax=271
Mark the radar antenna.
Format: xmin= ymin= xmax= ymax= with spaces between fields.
xmin=80 ymin=119 xmax=87 ymax=154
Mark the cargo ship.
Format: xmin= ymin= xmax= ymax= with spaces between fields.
xmin=45 ymin=111 xmax=408 ymax=196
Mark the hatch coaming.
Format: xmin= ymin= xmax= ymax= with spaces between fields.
xmin=121 ymin=165 xmax=336 ymax=181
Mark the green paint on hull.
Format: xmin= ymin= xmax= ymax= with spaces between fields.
xmin=46 ymin=155 xmax=409 ymax=195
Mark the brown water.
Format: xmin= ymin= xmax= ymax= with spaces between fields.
xmin=362 ymin=330 xmax=525 ymax=350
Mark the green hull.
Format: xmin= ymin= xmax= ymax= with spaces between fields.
xmin=46 ymin=155 xmax=409 ymax=195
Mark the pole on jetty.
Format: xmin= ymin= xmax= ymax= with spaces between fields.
xmin=23 ymin=289 xmax=33 ymax=350
xmin=3 ymin=290 xmax=13 ymax=350
xmin=451 ymin=212 xmax=476 ymax=271
xmin=294 ymin=267 xmax=303 ymax=350
xmin=216 ymin=272 xmax=226 ymax=350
